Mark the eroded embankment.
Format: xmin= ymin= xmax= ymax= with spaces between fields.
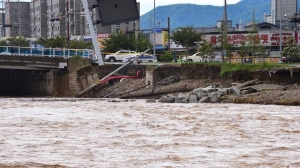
xmin=76 ymin=64 xmax=300 ymax=105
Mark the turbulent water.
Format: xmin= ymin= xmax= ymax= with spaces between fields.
xmin=0 ymin=98 xmax=299 ymax=168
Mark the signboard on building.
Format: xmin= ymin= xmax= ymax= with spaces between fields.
xmin=203 ymin=31 xmax=300 ymax=46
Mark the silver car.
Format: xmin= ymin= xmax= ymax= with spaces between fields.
xmin=122 ymin=54 xmax=158 ymax=63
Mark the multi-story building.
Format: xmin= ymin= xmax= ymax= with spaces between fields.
xmin=30 ymin=0 xmax=48 ymax=38
xmin=45 ymin=0 xmax=67 ymax=37
xmin=4 ymin=2 xmax=31 ymax=38
xmin=0 ymin=8 xmax=5 ymax=38
xmin=271 ymin=0 xmax=297 ymax=25
xmin=69 ymin=0 xmax=85 ymax=38
xmin=3 ymin=0 xmax=140 ymax=41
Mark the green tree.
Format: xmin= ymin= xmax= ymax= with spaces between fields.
xmin=35 ymin=36 xmax=67 ymax=48
xmin=160 ymin=51 xmax=173 ymax=62
xmin=4 ymin=37 xmax=30 ymax=47
xmin=238 ymin=42 xmax=248 ymax=64
xmin=281 ymin=36 xmax=300 ymax=63
xmin=171 ymin=26 xmax=202 ymax=56
xmin=101 ymin=33 xmax=135 ymax=52
xmin=69 ymin=39 xmax=93 ymax=49
xmin=198 ymin=39 xmax=213 ymax=61
xmin=246 ymin=34 xmax=265 ymax=65
xmin=34 ymin=37 xmax=48 ymax=47
xmin=224 ymin=42 xmax=235 ymax=64
xmin=216 ymin=21 xmax=229 ymax=63
xmin=134 ymin=33 xmax=152 ymax=52
xmin=0 ymin=40 xmax=7 ymax=46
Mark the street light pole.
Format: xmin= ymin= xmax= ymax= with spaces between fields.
xmin=18 ymin=0 xmax=20 ymax=55
xmin=153 ymin=0 xmax=156 ymax=56
xmin=279 ymin=0 xmax=282 ymax=62
xmin=66 ymin=0 xmax=70 ymax=51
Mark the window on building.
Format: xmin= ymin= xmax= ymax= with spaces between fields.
xmin=115 ymin=23 xmax=120 ymax=33
xmin=14 ymin=9 xmax=18 ymax=14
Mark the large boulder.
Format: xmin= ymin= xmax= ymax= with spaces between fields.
xmin=209 ymin=92 xmax=218 ymax=103
xmin=198 ymin=96 xmax=210 ymax=103
xmin=230 ymin=86 xmax=241 ymax=95
xmin=202 ymin=86 xmax=219 ymax=93
xmin=158 ymin=94 xmax=175 ymax=103
xmin=197 ymin=92 xmax=208 ymax=99
xmin=188 ymin=95 xmax=198 ymax=103
xmin=191 ymin=88 xmax=204 ymax=95
xmin=176 ymin=93 xmax=189 ymax=103
xmin=217 ymin=89 xmax=228 ymax=97
xmin=241 ymin=89 xmax=251 ymax=95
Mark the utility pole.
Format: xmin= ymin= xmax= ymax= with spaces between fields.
xmin=18 ymin=0 xmax=20 ymax=55
xmin=168 ymin=17 xmax=170 ymax=52
xmin=222 ymin=0 xmax=228 ymax=62
xmin=279 ymin=0 xmax=282 ymax=62
xmin=66 ymin=0 xmax=70 ymax=52
xmin=50 ymin=0 xmax=53 ymax=37
xmin=153 ymin=0 xmax=156 ymax=56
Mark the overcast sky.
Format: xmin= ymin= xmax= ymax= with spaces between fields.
xmin=139 ymin=0 xmax=241 ymax=15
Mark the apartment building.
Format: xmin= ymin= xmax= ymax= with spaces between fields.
xmin=271 ymin=0 xmax=297 ymax=25
xmin=4 ymin=2 xmax=31 ymax=38
xmin=3 ymin=0 xmax=140 ymax=40
xmin=0 ymin=8 xmax=5 ymax=38
xmin=30 ymin=0 xmax=48 ymax=38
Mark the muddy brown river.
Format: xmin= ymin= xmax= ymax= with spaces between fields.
xmin=0 ymin=98 xmax=299 ymax=168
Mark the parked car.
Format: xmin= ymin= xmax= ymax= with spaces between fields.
xmin=104 ymin=50 xmax=137 ymax=62
xmin=122 ymin=54 xmax=157 ymax=63
xmin=281 ymin=56 xmax=300 ymax=63
xmin=0 ymin=51 xmax=12 ymax=55
xmin=182 ymin=52 xmax=209 ymax=62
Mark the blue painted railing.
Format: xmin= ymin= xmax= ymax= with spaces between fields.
xmin=0 ymin=46 xmax=94 ymax=58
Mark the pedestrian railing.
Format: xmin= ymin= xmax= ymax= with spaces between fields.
xmin=0 ymin=46 xmax=94 ymax=59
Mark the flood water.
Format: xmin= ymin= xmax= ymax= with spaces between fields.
xmin=0 ymin=98 xmax=299 ymax=168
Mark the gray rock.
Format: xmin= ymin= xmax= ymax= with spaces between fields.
xmin=158 ymin=94 xmax=175 ymax=103
xmin=197 ymin=92 xmax=208 ymax=99
xmin=179 ymin=97 xmax=189 ymax=103
xmin=191 ymin=88 xmax=204 ymax=95
xmin=217 ymin=89 xmax=228 ymax=96
xmin=209 ymin=92 xmax=218 ymax=103
xmin=167 ymin=94 xmax=176 ymax=100
xmin=188 ymin=95 xmax=198 ymax=103
xmin=225 ymin=88 xmax=231 ymax=94
xmin=198 ymin=96 xmax=210 ymax=103
xmin=241 ymin=90 xmax=251 ymax=95
xmin=202 ymin=86 xmax=218 ymax=93
xmin=230 ymin=86 xmax=241 ymax=95
xmin=177 ymin=93 xmax=189 ymax=103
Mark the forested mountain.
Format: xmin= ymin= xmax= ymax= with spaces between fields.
xmin=140 ymin=0 xmax=300 ymax=30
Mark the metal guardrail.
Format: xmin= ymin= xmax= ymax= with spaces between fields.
xmin=0 ymin=46 xmax=94 ymax=59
